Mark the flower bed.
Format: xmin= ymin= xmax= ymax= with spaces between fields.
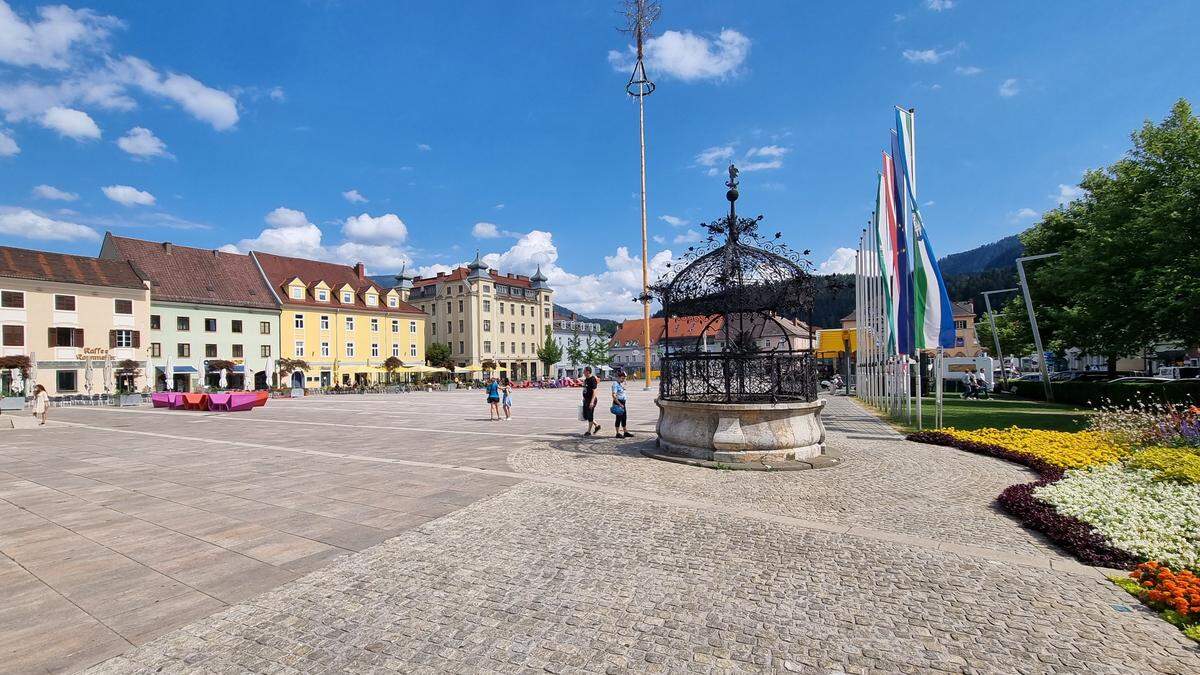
xmin=935 ymin=427 xmax=1125 ymax=469
xmin=1127 ymin=446 xmax=1200 ymax=484
xmin=1111 ymin=562 xmax=1200 ymax=643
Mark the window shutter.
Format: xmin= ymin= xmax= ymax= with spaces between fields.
xmin=48 ymin=327 xmax=57 ymax=347
xmin=109 ymin=330 xmax=117 ymax=348
xmin=132 ymin=331 xmax=141 ymax=348
xmin=73 ymin=328 xmax=84 ymax=347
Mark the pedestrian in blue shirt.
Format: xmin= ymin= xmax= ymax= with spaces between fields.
xmin=611 ymin=369 xmax=629 ymax=437
xmin=485 ymin=376 xmax=501 ymax=421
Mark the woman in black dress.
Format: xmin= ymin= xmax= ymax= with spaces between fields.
xmin=582 ymin=366 xmax=600 ymax=436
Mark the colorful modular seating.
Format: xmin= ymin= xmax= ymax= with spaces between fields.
xmin=149 ymin=391 xmax=267 ymax=412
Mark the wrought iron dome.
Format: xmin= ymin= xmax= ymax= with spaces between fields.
xmin=653 ymin=164 xmax=819 ymax=403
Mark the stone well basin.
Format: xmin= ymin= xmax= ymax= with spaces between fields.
xmin=655 ymin=398 xmax=827 ymax=464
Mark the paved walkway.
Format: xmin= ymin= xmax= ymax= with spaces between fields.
xmin=3 ymin=391 xmax=1199 ymax=672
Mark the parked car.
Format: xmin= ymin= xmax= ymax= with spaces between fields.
xmin=1156 ymin=366 xmax=1200 ymax=380
xmin=1050 ymin=371 xmax=1114 ymax=382
xmin=1108 ymin=376 xmax=1171 ymax=384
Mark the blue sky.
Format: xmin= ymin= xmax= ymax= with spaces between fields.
xmin=1 ymin=1 xmax=1198 ymax=318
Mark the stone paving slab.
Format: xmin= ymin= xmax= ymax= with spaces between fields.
xmin=89 ymin=482 xmax=1200 ymax=674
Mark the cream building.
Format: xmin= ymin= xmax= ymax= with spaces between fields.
xmin=399 ymin=254 xmax=553 ymax=380
xmin=0 ymin=246 xmax=151 ymax=396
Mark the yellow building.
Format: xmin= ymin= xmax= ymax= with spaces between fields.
xmin=252 ymin=253 xmax=426 ymax=388
xmin=839 ymin=301 xmax=981 ymax=357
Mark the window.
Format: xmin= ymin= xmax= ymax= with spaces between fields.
xmin=320 ymin=342 xmax=330 ymax=357
xmin=232 ymin=344 xmax=243 ymax=358
xmin=177 ymin=343 xmax=191 ymax=357
xmin=231 ymin=320 xmax=243 ymax=333
xmin=114 ymin=330 xmax=133 ymax=348
xmin=955 ymin=337 xmax=965 ymax=347
xmin=320 ymin=315 xmax=330 ymax=330
xmin=431 ymin=303 xmax=436 ymax=315
xmin=345 ymin=342 xmax=355 ymax=357
xmin=293 ymin=340 xmax=306 ymax=356
xmin=150 ymin=342 xmax=161 ymax=358
xmin=345 ymin=316 xmax=355 ymax=331
xmin=520 ymin=305 xmax=525 ymax=316
xmin=446 ymin=301 xmax=452 ymax=313
xmin=388 ymin=296 xmax=398 ymax=307
xmin=56 ymin=370 xmax=77 ymax=392
xmin=483 ymin=320 xmax=491 ymax=331
xmin=2 ymin=325 xmax=22 ymax=346
xmin=458 ymin=300 xmax=463 ymax=312
xmin=261 ymin=344 xmax=271 ymax=358
xmin=510 ymin=322 xmax=515 ymax=333
xmin=391 ymin=319 xmax=399 ymax=333
xmin=114 ymin=299 xmax=133 ymax=315
xmin=392 ymin=343 xmax=400 ymax=357
xmin=510 ymin=303 xmax=515 ymax=314
xmin=51 ymin=327 xmax=82 ymax=347
xmin=458 ymin=320 xmax=463 ymax=332
xmin=446 ymin=321 xmax=452 ymax=334
xmin=150 ymin=314 xmax=161 ymax=330
xmin=294 ymin=314 xmax=304 ymax=329
xmin=317 ymin=289 xmax=329 ymax=302
xmin=500 ymin=342 xmax=505 ymax=354
xmin=205 ymin=344 xmax=217 ymax=358
xmin=432 ymin=323 xmax=437 ymax=336
xmin=290 ymin=286 xmax=304 ymax=299
xmin=511 ymin=342 xmax=516 ymax=354
xmin=458 ymin=341 xmax=464 ymax=354
xmin=954 ymin=320 xmax=967 ymax=330
xmin=520 ymin=323 xmax=525 ymax=335
xmin=370 ymin=318 xmax=379 ymax=332
xmin=54 ymin=295 xmax=75 ymax=311
xmin=498 ymin=303 xmax=504 ymax=315
xmin=483 ymin=284 xmax=490 ymax=293
xmin=544 ymin=308 xmax=550 ymax=319
xmin=520 ymin=342 xmax=526 ymax=354
xmin=0 ymin=291 xmax=23 ymax=308
xmin=371 ymin=343 xmax=379 ymax=357
xmin=204 ymin=318 xmax=217 ymax=332
xmin=366 ymin=294 xmax=378 ymax=306
xmin=500 ymin=322 xmax=505 ymax=333
xmin=483 ymin=299 xmax=491 ymax=312
xmin=260 ymin=321 xmax=271 ymax=334
xmin=409 ymin=344 xmax=417 ymax=357
xmin=341 ymin=291 xmax=353 ymax=303
xmin=484 ymin=340 xmax=491 ymax=353
xmin=409 ymin=320 xmax=417 ymax=334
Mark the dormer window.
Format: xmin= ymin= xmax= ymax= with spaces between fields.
xmin=366 ymin=294 xmax=378 ymax=306
xmin=388 ymin=297 xmax=398 ymax=307
xmin=341 ymin=291 xmax=353 ymax=303
xmin=290 ymin=287 xmax=304 ymax=300
xmin=316 ymin=289 xmax=329 ymax=302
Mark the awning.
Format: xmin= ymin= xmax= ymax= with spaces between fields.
xmin=156 ymin=365 xmax=198 ymax=374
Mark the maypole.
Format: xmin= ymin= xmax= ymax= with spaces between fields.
xmin=622 ymin=0 xmax=660 ymax=391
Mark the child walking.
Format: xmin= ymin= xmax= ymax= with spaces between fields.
xmin=501 ymin=377 xmax=513 ymax=420
xmin=611 ymin=370 xmax=630 ymax=437
xmin=32 ymin=384 xmax=49 ymax=426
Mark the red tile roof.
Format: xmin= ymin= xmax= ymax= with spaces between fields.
xmin=609 ymin=318 xmax=665 ymax=347
xmin=664 ymin=315 xmax=724 ymax=339
xmin=411 ymin=267 xmax=533 ymax=288
xmin=102 ymin=234 xmax=278 ymax=309
xmin=0 ymin=245 xmax=145 ymax=289
xmin=253 ymin=251 xmax=424 ymax=315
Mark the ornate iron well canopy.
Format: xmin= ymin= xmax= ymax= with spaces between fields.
xmin=651 ymin=165 xmax=828 ymax=465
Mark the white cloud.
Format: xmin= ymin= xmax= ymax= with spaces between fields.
xmin=264 ymin=206 xmax=309 ymax=229
xmin=922 ymin=200 xmax=935 ymax=207
xmin=268 ymin=86 xmax=285 ymax=102
xmin=659 ymin=214 xmax=688 ymax=228
xmin=925 ymin=0 xmax=955 ymax=11
xmin=113 ymin=56 xmax=238 ymax=130
xmin=955 ymin=65 xmax=982 ymax=76
xmin=1053 ymin=184 xmax=1086 ymax=206
xmin=0 ymin=207 xmax=98 ymax=241
xmin=745 ymin=145 xmax=788 ymax=158
xmin=102 ymin=184 xmax=155 ymax=206
xmin=694 ymin=145 xmax=734 ymax=167
xmin=116 ymin=125 xmax=169 ymax=158
xmin=999 ymin=78 xmax=1020 ymax=98
xmin=0 ymin=1 xmax=120 ymax=69
xmin=342 ymin=212 xmax=407 ymax=242
xmin=673 ymin=229 xmax=704 ymax=245
xmin=0 ymin=128 xmax=17 ymax=155
xmin=32 ymin=184 xmax=76 ymax=200
xmin=342 ymin=189 xmax=367 ymax=204
xmin=902 ymin=44 xmax=962 ymax=64
xmin=230 ymin=207 xmax=412 ymax=270
xmin=608 ymin=29 xmax=750 ymax=81
xmin=1013 ymin=207 xmax=1040 ymax=220
xmin=415 ymin=263 xmax=456 ymax=277
xmin=40 ymin=105 xmax=99 ymax=139
xmin=652 ymin=235 xmax=666 ymax=244
xmin=493 ymin=203 xmax=505 ymax=210
xmin=817 ymin=247 xmax=856 ymax=275
xmin=472 ymin=221 xmax=503 ymax=239
xmin=416 ymin=143 xmax=431 ymax=151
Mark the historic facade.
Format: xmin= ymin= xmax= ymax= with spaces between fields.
xmin=402 ymin=254 xmax=553 ymax=380
xmin=0 ymin=245 xmax=150 ymax=395
xmin=549 ymin=311 xmax=607 ymax=378
xmin=253 ymin=252 xmax=426 ymax=388
xmin=100 ymin=235 xmax=281 ymax=391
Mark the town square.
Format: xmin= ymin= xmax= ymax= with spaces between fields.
xmin=2 ymin=1 xmax=1200 ymax=673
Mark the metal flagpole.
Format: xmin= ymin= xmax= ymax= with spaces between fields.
xmin=623 ymin=0 xmax=659 ymax=391
xmin=982 ymin=288 xmax=1019 ymax=389
xmin=1016 ymin=253 xmax=1060 ymax=401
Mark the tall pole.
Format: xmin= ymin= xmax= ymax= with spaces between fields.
xmin=624 ymin=0 xmax=658 ymax=391
xmin=1016 ymin=253 xmax=1060 ymax=401
xmin=981 ymin=288 xmax=1019 ymax=388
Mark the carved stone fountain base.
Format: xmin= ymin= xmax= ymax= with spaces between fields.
xmin=655 ymin=398 xmax=827 ymax=464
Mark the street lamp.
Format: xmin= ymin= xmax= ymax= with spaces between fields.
xmin=1015 ymin=253 xmax=1060 ymax=401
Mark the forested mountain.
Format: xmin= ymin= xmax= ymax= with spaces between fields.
xmin=937 ymin=234 xmax=1023 ymax=277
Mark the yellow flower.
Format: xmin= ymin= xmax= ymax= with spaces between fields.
xmin=943 ymin=427 xmax=1126 ymax=469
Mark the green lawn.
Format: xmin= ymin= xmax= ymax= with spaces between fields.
xmin=876 ymin=395 xmax=1091 ymax=433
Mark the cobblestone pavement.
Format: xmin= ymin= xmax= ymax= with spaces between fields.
xmin=93 ymin=482 xmax=1199 ymax=674
xmin=512 ymin=396 xmax=1062 ymax=557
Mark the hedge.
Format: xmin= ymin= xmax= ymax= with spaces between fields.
xmin=1007 ymin=379 xmax=1200 ymax=408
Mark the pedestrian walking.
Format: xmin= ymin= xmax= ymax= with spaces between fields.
xmin=611 ymin=369 xmax=629 ymax=437
xmin=485 ymin=376 xmax=501 ymax=421
xmin=32 ymin=384 xmax=49 ymax=426
xmin=501 ymin=377 xmax=513 ymax=421
xmin=581 ymin=366 xmax=600 ymax=436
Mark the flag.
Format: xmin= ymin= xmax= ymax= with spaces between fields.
xmin=896 ymin=107 xmax=955 ymax=349
xmin=878 ymin=157 xmax=901 ymax=355
xmin=889 ymin=131 xmax=912 ymax=355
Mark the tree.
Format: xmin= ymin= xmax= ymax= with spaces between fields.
xmin=425 ymin=342 xmax=453 ymax=369
xmin=383 ymin=356 xmax=403 ymax=382
xmin=276 ymin=358 xmax=310 ymax=387
xmin=537 ymin=335 xmax=562 ymax=375
xmin=115 ymin=359 xmax=141 ymax=394
xmin=1008 ymin=99 xmax=1200 ymax=373
xmin=584 ymin=336 xmax=613 ymax=368
xmin=566 ymin=333 xmax=584 ymax=370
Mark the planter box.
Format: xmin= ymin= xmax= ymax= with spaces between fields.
xmin=117 ymin=394 xmax=141 ymax=407
xmin=1 ymin=396 xmax=25 ymax=412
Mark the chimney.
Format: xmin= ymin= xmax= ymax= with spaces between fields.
xmin=354 ymin=262 xmax=365 ymax=279
xmin=162 ymin=242 xmax=173 ymax=254
xmin=212 ymin=249 xmax=220 ymax=257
